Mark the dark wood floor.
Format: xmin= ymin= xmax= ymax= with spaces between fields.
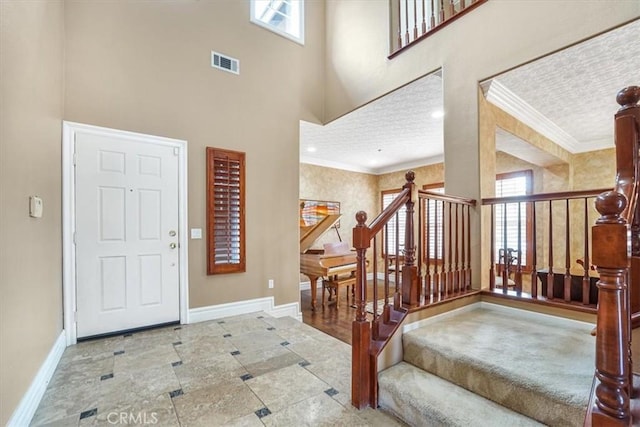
xmin=301 ymin=282 xmax=393 ymax=345
xmin=300 ymin=287 xmax=356 ymax=345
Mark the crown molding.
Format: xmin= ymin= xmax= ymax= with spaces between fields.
xmin=485 ymin=80 xmax=583 ymax=153
xmin=300 ymin=154 xmax=444 ymax=175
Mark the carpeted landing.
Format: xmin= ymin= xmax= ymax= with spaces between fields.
xmin=378 ymin=304 xmax=596 ymax=426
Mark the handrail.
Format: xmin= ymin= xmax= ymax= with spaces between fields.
xmin=352 ymin=171 xmax=478 ymax=410
xmin=369 ymin=187 xmax=410 ymax=234
xmin=589 ymin=86 xmax=640 ymax=425
xmin=420 ymin=189 xmax=476 ymax=205
xmin=352 ymin=171 xmax=416 ymax=409
xmin=482 ymin=188 xmax=612 ymax=205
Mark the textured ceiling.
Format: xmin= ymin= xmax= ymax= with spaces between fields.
xmin=301 ymin=19 xmax=640 ymax=175
xmin=300 ymin=72 xmax=444 ymax=174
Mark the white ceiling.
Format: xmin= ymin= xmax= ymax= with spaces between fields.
xmin=300 ymin=19 xmax=640 ymax=175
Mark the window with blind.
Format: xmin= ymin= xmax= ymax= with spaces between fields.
xmin=422 ymin=184 xmax=445 ymax=260
xmin=382 ymin=190 xmax=406 ymax=256
xmin=206 ymin=147 xmax=246 ymax=275
xmin=494 ymin=170 xmax=532 ymax=268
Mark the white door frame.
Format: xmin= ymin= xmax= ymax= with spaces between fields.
xmin=62 ymin=121 xmax=189 ymax=345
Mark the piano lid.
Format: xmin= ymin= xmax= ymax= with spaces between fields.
xmin=300 ymin=214 xmax=341 ymax=253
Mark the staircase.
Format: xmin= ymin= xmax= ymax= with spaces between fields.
xmin=378 ymin=304 xmax=595 ymax=426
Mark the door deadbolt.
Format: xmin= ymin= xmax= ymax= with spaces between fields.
xmin=169 ymin=230 xmax=176 ymax=237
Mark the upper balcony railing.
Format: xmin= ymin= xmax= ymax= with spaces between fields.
xmin=389 ymin=0 xmax=488 ymax=58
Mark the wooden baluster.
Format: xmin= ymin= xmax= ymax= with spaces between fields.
xmin=547 ymin=200 xmax=554 ymax=300
xmin=454 ymin=203 xmax=460 ymax=292
xmin=530 ymin=201 xmax=538 ymax=298
xmin=591 ymin=191 xmax=630 ymax=425
xmin=564 ymin=199 xmax=571 ymax=302
xmin=449 ymin=0 xmax=455 ymax=17
xmin=434 ymin=198 xmax=441 ymax=296
xmin=430 ymin=0 xmax=435 ymax=29
xmin=384 ymin=226 xmax=390 ymax=305
xmin=413 ymin=0 xmax=418 ymax=40
xmin=404 ymin=0 xmax=410 ymax=46
xmin=352 ymin=211 xmax=371 ymax=409
xmin=490 ymin=204 xmax=495 ymax=291
xmin=441 ymin=200 xmax=447 ymax=295
xmin=439 ymin=0 xmax=445 ymax=25
xmin=397 ymin=0 xmax=403 ymax=48
xmin=447 ymin=201 xmax=454 ymax=292
xmin=417 ymin=196 xmax=423 ymax=304
xmin=466 ymin=203 xmax=471 ymax=289
xmin=425 ymin=198 xmax=432 ymax=299
xmin=515 ymin=202 xmax=522 ymax=294
xmin=402 ymin=171 xmax=419 ymax=306
xmin=421 ymin=0 xmax=427 ymax=34
xmin=460 ymin=203 xmax=466 ymax=291
xmin=502 ymin=202 xmax=508 ymax=294
xmin=583 ymin=198 xmax=591 ymax=305
xmin=372 ymin=236 xmax=379 ymax=339
xmin=395 ymin=211 xmax=400 ymax=296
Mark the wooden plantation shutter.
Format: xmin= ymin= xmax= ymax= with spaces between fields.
xmin=206 ymin=147 xmax=246 ymax=274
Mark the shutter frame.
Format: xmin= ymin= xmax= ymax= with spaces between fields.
xmin=206 ymin=147 xmax=246 ymax=274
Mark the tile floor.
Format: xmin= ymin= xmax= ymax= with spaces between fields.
xmin=31 ymin=312 xmax=405 ymax=426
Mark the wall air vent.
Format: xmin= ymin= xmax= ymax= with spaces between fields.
xmin=211 ymin=51 xmax=239 ymax=75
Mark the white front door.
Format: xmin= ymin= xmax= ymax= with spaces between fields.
xmin=75 ymin=131 xmax=180 ymax=338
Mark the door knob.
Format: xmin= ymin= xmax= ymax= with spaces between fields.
xmin=170 ymin=243 xmax=177 ymax=249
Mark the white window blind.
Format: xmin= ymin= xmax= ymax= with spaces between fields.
xmin=382 ymin=191 xmax=406 ymax=256
xmin=495 ymin=174 xmax=528 ymax=264
xmin=424 ymin=187 xmax=444 ymax=259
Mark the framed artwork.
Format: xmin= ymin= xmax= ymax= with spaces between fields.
xmin=299 ymin=199 xmax=340 ymax=228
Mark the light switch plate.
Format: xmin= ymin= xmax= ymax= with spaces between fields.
xmin=190 ymin=228 xmax=202 ymax=239
xmin=29 ymin=196 xmax=43 ymax=218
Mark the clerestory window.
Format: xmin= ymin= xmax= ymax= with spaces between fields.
xmin=250 ymin=0 xmax=305 ymax=45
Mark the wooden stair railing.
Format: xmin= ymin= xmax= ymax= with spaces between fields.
xmin=352 ymin=171 xmax=416 ymax=409
xmin=389 ymin=0 xmax=488 ymax=58
xmin=589 ymin=86 xmax=640 ymax=426
xmin=351 ymin=171 xmax=477 ymax=409
xmin=483 ymin=189 xmax=610 ymax=312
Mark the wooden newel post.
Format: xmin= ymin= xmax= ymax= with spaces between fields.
xmin=592 ymin=191 xmax=631 ymax=425
xmin=352 ymin=211 xmax=371 ymax=409
xmin=402 ymin=171 xmax=420 ymax=307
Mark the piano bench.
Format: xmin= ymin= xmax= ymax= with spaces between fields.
xmin=322 ymin=275 xmax=356 ymax=308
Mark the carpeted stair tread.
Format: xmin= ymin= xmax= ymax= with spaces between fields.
xmin=379 ymin=361 xmax=544 ymax=427
xmin=402 ymin=306 xmax=594 ymax=426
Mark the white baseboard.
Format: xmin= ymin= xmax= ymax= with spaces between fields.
xmin=189 ymin=297 xmax=302 ymax=324
xmin=7 ymin=330 xmax=66 ymax=427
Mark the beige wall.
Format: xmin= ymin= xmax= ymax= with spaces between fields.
xmin=0 ymin=1 xmax=65 ymax=424
xmin=63 ymin=0 xmax=325 ymax=309
xmin=325 ymin=0 xmax=639 ymax=285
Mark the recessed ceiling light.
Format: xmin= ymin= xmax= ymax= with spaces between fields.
xmin=306 ymin=147 xmax=317 ymax=153
xmin=431 ymin=110 xmax=444 ymax=119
